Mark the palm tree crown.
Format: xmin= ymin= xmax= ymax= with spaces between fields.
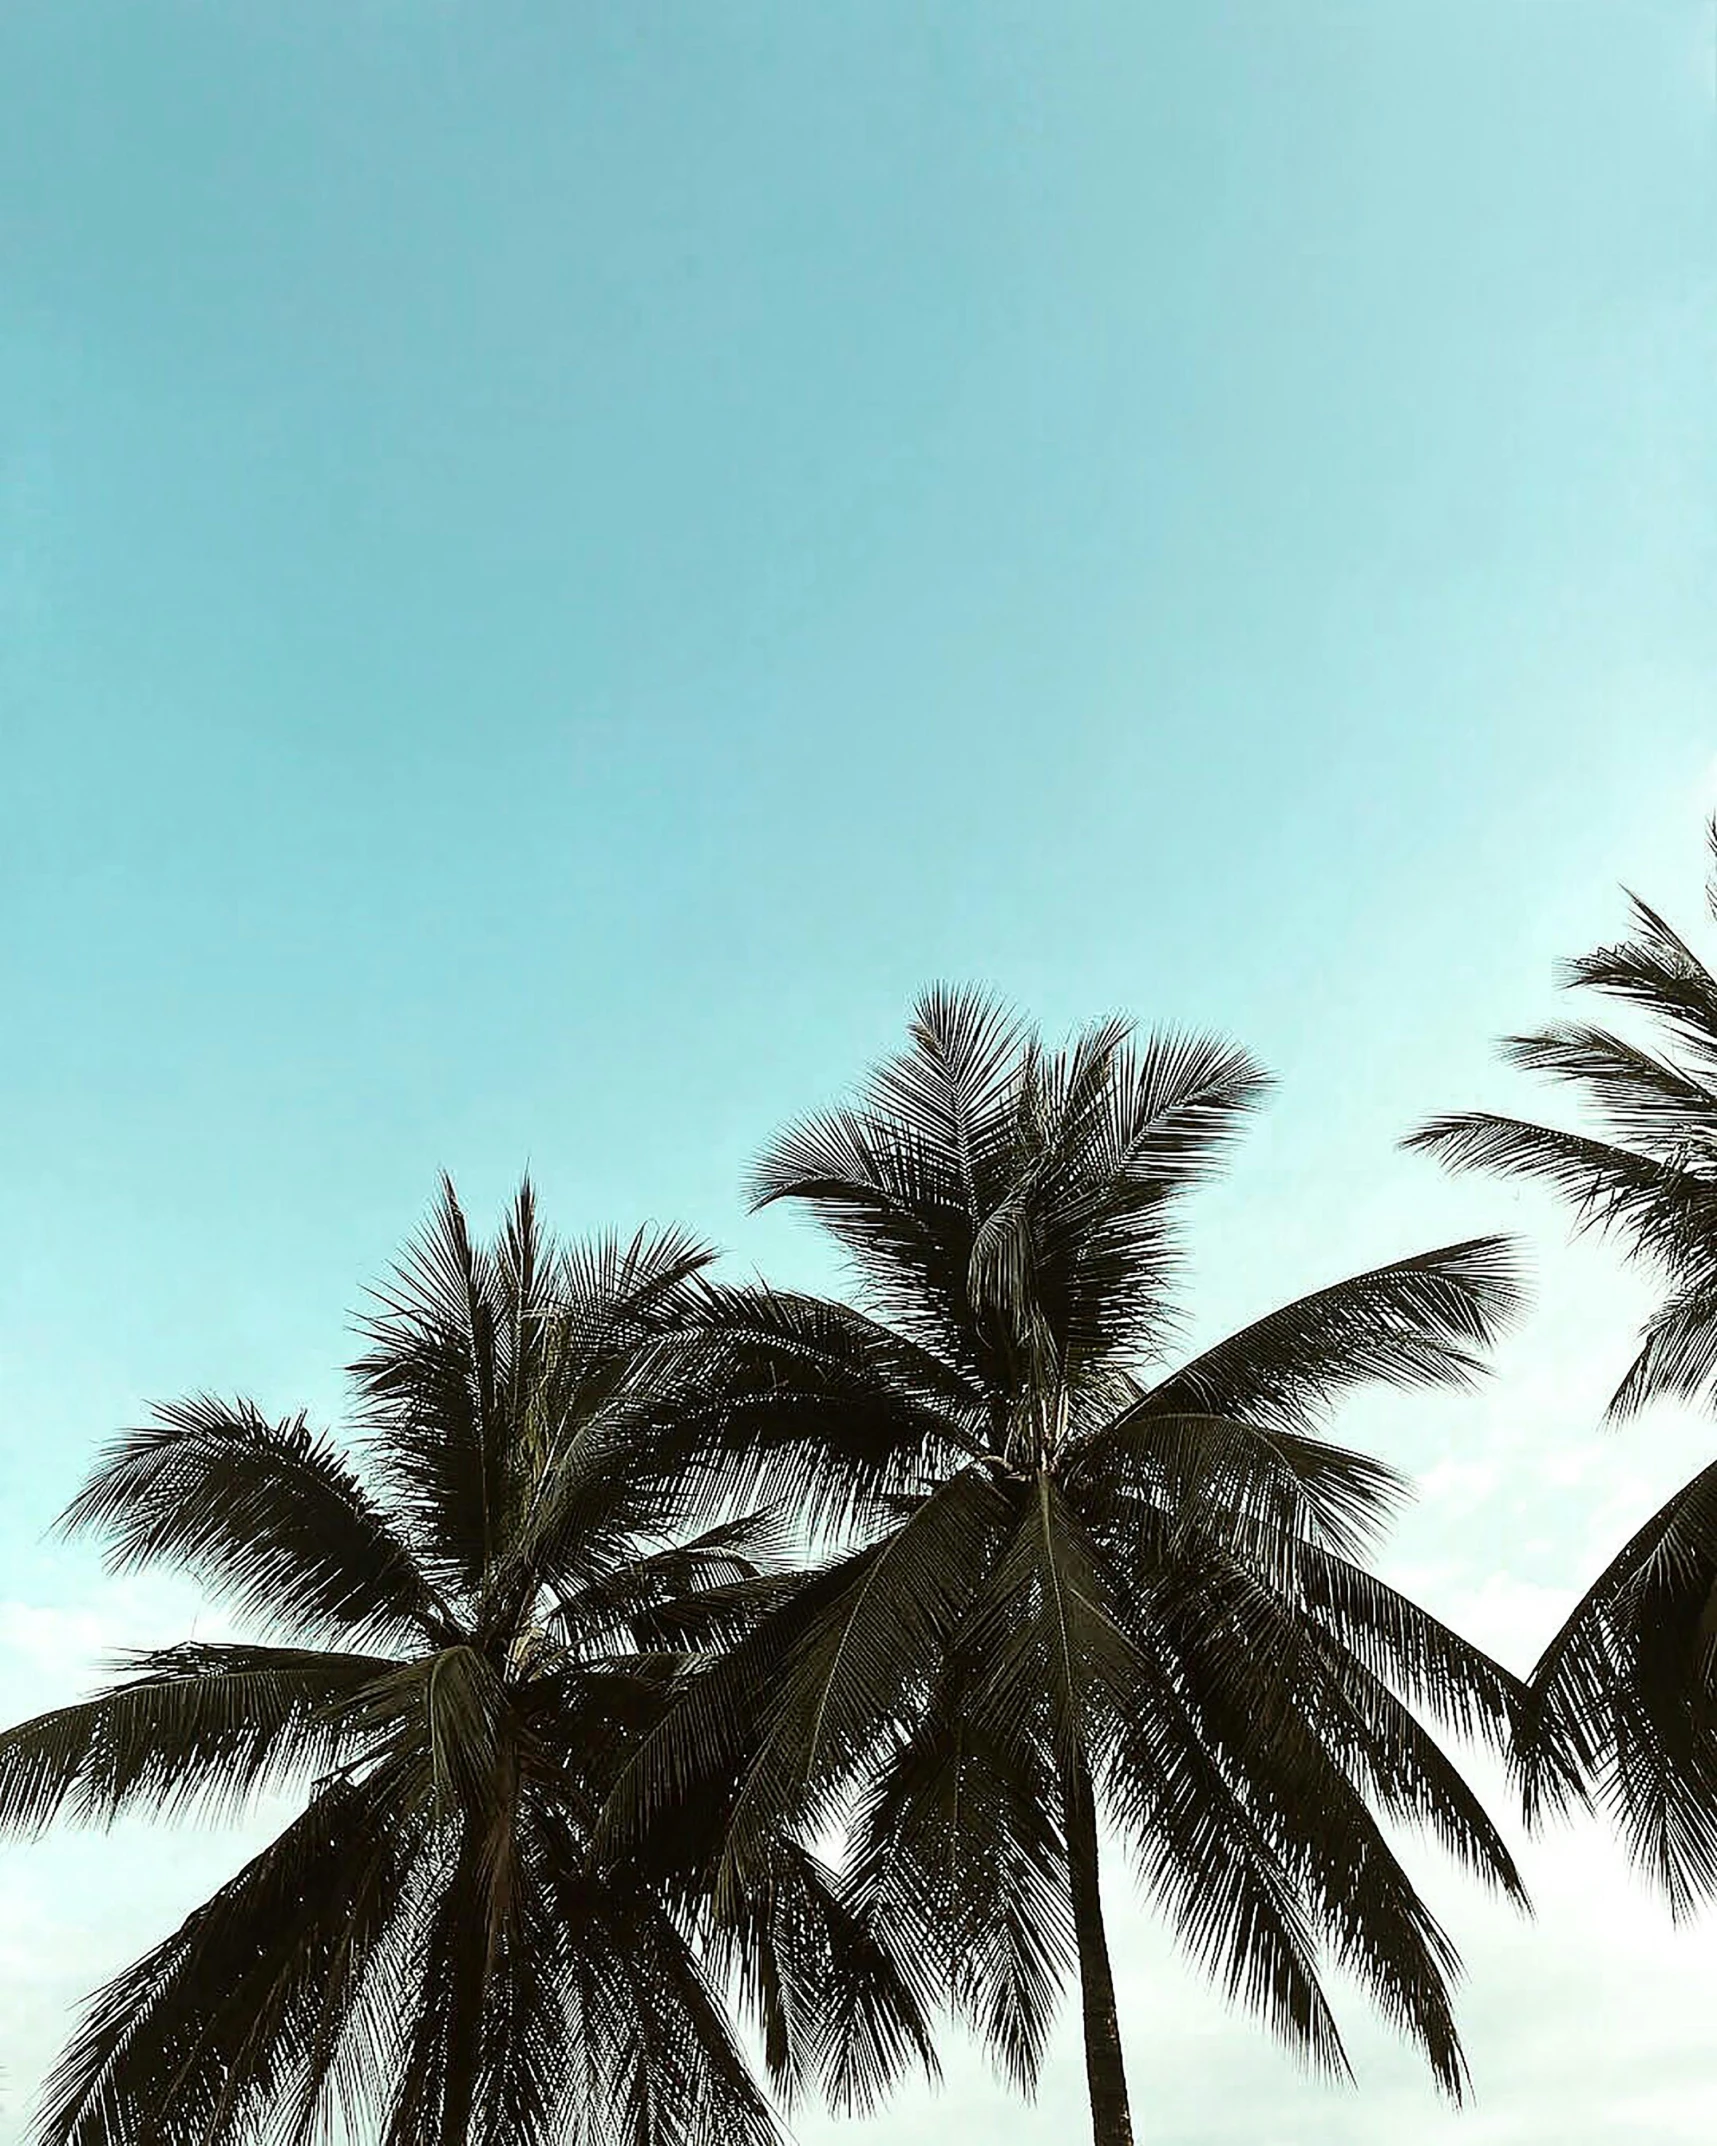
xmin=0 ymin=1182 xmax=802 ymax=2146
xmin=619 ymin=988 xmax=1531 ymax=2146
xmin=1411 ymin=833 xmax=1717 ymax=1912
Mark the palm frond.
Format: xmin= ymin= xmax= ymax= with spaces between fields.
xmin=1189 ymin=1556 xmax=1526 ymax=1904
xmin=1521 ymin=1456 xmax=1717 ymax=1912
xmin=1605 ymin=1280 xmax=1717 ymax=1420
xmin=1503 ymin=1023 xmax=1717 ymax=1157
xmin=379 ymin=1829 xmax=500 ymax=2146
xmin=712 ymin=1837 xmax=939 ymax=2115
xmin=0 ymin=1643 xmax=395 ymax=1835
xmin=747 ymin=990 xmax=1022 ymax=1356
xmin=33 ymin=1772 xmax=418 ymax=2146
xmin=864 ymin=985 xmax=1029 ymax=1208
xmin=846 ymin=1701 xmax=1073 ymax=2093
xmin=1406 ymin=1114 xmax=1717 ymax=1273
xmin=715 ymin=1469 xmax=1016 ymax=1889
xmin=666 ymin=1283 xmax=989 ymax=1542
xmin=959 ymin=1475 xmax=1139 ymax=1766
xmin=1563 ymin=894 xmax=1717 ymax=1066
xmin=1289 ymin=1551 xmax=1527 ymax=1753
xmin=1072 ymin=1409 xmax=1411 ymax=1568
xmin=1134 ymin=1239 xmax=1523 ymax=1437
xmin=350 ymin=1177 xmax=514 ymax=1602
xmin=57 ymin=1398 xmax=445 ymax=1647
xmin=565 ymin=1875 xmax=782 ymax=2146
xmin=1095 ymin=1653 xmax=1350 ymax=2083
xmin=975 ymin=1485 xmax=1361 ymax=2083
xmin=1140 ymin=1555 xmax=1480 ymax=2097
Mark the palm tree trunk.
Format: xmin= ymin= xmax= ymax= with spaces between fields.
xmin=1063 ymin=1747 xmax=1135 ymax=2146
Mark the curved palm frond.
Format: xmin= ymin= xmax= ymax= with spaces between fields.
xmin=712 ymin=1469 xmax=1016 ymax=1893
xmin=57 ymin=1398 xmax=446 ymax=1648
xmin=1135 ymin=1552 xmax=1476 ymax=2099
xmin=668 ymin=1283 xmax=989 ymax=1541
xmin=35 ymin=1769 xmax=421 ymax=2146
xmin=1565 ymin=891 xmax=1717 ymax=1064
xmin=1503 ymin=1023 xmax=1717 ymax=1153
xmin=1134 ymin=1238 xmax=1522 ymax=1437
xmin=1605 ymin=1280 xmax=1717 ymax=1420
xmin=847 ymin=1697 xmax=1073 ymax=2093
xmin=1408 ymin=1112 xmax=1717 ymax=1263
xmin=0 ymin=1643 xmax=396 ymax=1835
xmin=1071 ymin=1408 xmax=1413 ymax=1568
xmin=1519 ymin=1457 xmax=1717 ymax=1911
xmin=709 ymin=1836 xmax=940 ymax=2115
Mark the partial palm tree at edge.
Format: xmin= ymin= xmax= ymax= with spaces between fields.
xmin=1410 ymin=825 xmax=1717 ymax=1915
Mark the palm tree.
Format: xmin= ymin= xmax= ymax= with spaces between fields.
xmin=0 ymin=1180 xmax=917 ymax=2146
xmin=1410 ymin=830 xmax=1717 ymax=1914
xmin=613 ymin=989 xmax=1531 ymax=2146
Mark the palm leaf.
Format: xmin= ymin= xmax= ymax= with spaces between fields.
xmin=1521 ymin=1456 xmax=1717 ymax=1911
xmin=57 ymin=1398 xmax=445 ymax=1647
xmin=33 ymin=1771 xmax=419 ymax=2146
xmin=1134 ymin=1239 xmax=1522 ymax=1436
xmin=846 ymin=1699 xmax=1073 ymax=2092
xmin=1503 ymin=1023 xmax=1717 ymax=1155
xmin=714 ymin=1468 xmax=1015 ymax=1888
xmin=1405 ymin=1115 xmax=1716 ymax=1271
xmin=0 ymin=1643 xmax=396 ymax=1835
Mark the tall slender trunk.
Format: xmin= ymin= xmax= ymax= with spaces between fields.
xmin=1063 ymin=1747 xmax=1135 ymax=2146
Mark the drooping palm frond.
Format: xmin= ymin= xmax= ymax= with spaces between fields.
xmin=711 ymin=1469 xmax=1018 ymax=1896
xmin=707 ymin=1834 xmax=940 ymax=2116
xmin=1127 ymin=1547 xmax=1477 ymax=2099
xmin=1079 ymin=1603 xmax=1349 ymax=2082
xmin=1604 ymin=1279 xmax=1717 ymax=1420
xmin=0 ymin=1643 xmax=396 ymax=1834
xmin=58 ymin=1398 xmax=447 ymax=1648
xmin=1517 ymin=1457 xmax=1717 ymax=1913
xmin=35 ymin=1770 xmax=421 ymax=2146
xmin=847 ymin=1695 xmax=1074 ymax=2093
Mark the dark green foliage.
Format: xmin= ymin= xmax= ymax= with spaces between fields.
xmin=1412 ymin=829 xmax=1717 ymax=1913
xmin=613 ymin=987 xmax=1530 ymax=2140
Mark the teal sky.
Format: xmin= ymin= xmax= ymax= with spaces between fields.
xmin=1 ymin=5 xmax=1713 ymax=2141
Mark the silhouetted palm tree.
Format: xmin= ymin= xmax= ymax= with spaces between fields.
xmin=0 ymin=1182 xmax=912 ymax=2146
xmin=617 ymin=989 xmax=1531 ymax=2146
xmin=1411 ymin=831 xmax=1717 ymax=1913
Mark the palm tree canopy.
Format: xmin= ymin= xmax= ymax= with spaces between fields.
xmin=1410 ymin=831 xmax=1717 ymax=1912
xmin=0 ymin=1182 xmax=925 ymax=2146
xmin=611 ymin=988 xmax=1530 ymax=2105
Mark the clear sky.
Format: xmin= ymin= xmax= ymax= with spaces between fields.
xmin=0 ymin=3 xmax=1712 ymax=2140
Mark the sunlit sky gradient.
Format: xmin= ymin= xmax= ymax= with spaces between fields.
xmin=1 ymin=4 xmax=1713 ymax=2139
